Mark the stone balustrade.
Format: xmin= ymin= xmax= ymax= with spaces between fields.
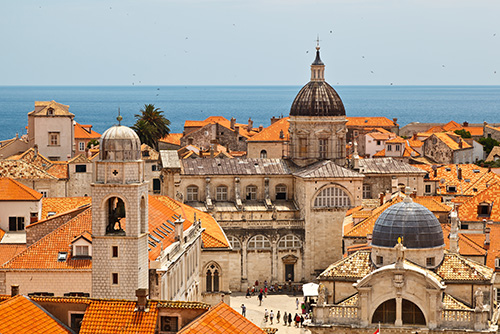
xmin=218 ymin=219 xmax=304 ymax=229
xmin=313 ymin=305 xmax=359 ymax=325
xmin=440 ymin=309 xmax=474 ymax=330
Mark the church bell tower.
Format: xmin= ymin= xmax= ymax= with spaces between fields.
xmin=91 ymin=119 xmax=149 ymax=299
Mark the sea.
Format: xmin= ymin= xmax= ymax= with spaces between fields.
xmin=0 ymin=85 xmax=499 ymax=139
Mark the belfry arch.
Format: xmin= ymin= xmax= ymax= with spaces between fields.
xmin=105 ymin=196 xmax=126 ymax=235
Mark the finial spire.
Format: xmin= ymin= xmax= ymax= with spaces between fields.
xmin=311 ymin=36 xmax=325 ymax=80
xmin=316 ymin=34 xmax=321 ymax=50
xmin=117 ymin=107 xmax=123 ymax=125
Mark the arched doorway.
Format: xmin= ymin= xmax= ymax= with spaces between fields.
xmin=371 ymin=299 xmax=426 ymax=326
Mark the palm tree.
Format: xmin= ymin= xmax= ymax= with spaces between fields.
xmin=132 ymin=104 xmax=170 ymax=150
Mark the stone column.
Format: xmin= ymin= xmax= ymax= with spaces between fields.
xmin=395 ymin=296 xmax=402 ymax=326
xmin=271 ymin=236 xmax=278 ymax=282
xmin=205 ymin=177 xmax=211 ymax=200
xmin=241 ymin=235 xmax=248 ymax=290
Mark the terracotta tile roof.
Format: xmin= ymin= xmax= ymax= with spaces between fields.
xmin=413 ymin=197 xmax=451 ymax=212
xmin=386 ymin=137 xmax=406 ymax=144
xmin=0 ymin=228 xmax=5 ymax=241
xmin=408 ymin=138 xmax=424 ymax=148
xmin=319 ymin=250 xmax=372 ymax=279
xmin=74 ymin=123 xmax=101 ymax=139
xmin=68 ymin=154 xmax=92 ymax=164
xmin=443 ymin=293 xmax=470 ymax=310
xmin=0 ymin=160 xmax=57 ymax=180
xmin=159 ymin=133 xmax=183 ymax=146
xmin=485 ymin=224 xmax=500 ymax=269
xmin=0 ymin=295 xmax=73 ymax=333
xmin=247 ymin=117 xmax=290 ymax=142
xmin=41 ymin=197 xmax=92 ymax=219
xmin=157 ymin=300 xmax=210 ymax=309
xmin=0 ymin=244 xmax=27 ymax=266
xmin=31 ymin=295 xmax=93 ymax=304
xmin=458 ymin=182 xmax=500 ymax=222
xmin=28 ymin=100 xmax=74 ymax=117
xmin=79 ymin=299 xmax=158 ymax=334
xmin=431 ymin=133 xmax=471 ymax=151
xmin=178 ymin=301 xmax=266 ymax=334
xmin=1 ymin=208 xmax=92 ymax=270
xmin=338 ymin=294 xmax=358 ymax=306
xmin=46 ymin=161 xmax=69 ymax=179
xmin=154 ymin=196 xmax=230 ymax=249
xmin=441 ymin=225 xmax=486 ymax=256
xmin=346 ymin=117 xmax=397 ymax=127
xmin=486 ymin=146 xmax=500 ymax=162
xmin=462 ymin=127 xmax=483 ymax=136
xmin=0 ymin=177 xmax=43 ymax=201
xmin=373 ymin=148 xmax=386 ymax=157
xmin=403 ymin=145 xmax=420 ymax=157
xmin=346 ymin=205 xmax=363 ymax=217
xmin=5 ymin=147 xmax=67 ymax=179
xmin=436 ymin=252 xmax=493 ymax=281
xmin=368 ymin=132 xmax=394 ymax=140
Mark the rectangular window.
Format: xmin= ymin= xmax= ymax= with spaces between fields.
xmin=75 ymin=165 xmax=87 ymax=173
xmin=395 ymin=144 xmax=400 ymax=151
xmin=387 ymin=144 xmax=392 ymax=151
xmin=75 ymin=245 xmax=89 ymax=256
xmin=376 ymin=256 xmax=383 ymax=266
xmin=152 ymin=164 xmax=158 ymax=171
xmin=112 ymin=273 xmax=119 ymax=285
xmin=9 ymin=217 xmax=25 ymax=231
xmin=216 ymin=187 xmax=228 ymax=201
xmin=30 ymin=212 xmax=38 ymax=224
xmin=426 ymin=257 xmax=435 ymax=267
xmin=299 ymin=138 xmax=307 ymax=157
xmin=153 ymin=179 xmax=161 ymax=194
xmin=160 ymin=316 xmax=179 ymax=332
xmin=70 ymin=313 xmax=84 ymax=332
xmin=112 ymin=246 xmax=118 ymax=258
xmin=40 ymin=190 xmax=48 ymax=198
xmin=187 ymin=186 xmax=198 ymax=201
xmin=362 ymin=184 xmax=371 ymax=199
xmin=48 ymin=132 xmax=60 ymax=146
xmin=376 ymin=140 xmax=381 ymax=146
xmin=447 ymin=186 xmax=457 ymax=193
xmin=79 ymin=142 xmax=85 ymax=151
xmin=425 ymin=184 xmax=432 ymax=193
xmin=319 ymin=139 xmax=328 ymax=158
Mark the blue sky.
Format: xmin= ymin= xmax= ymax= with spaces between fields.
xmin=1 ymin=0 xmax=499 ymax=85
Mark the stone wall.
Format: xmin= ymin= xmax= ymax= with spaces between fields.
xmin=1 ymin=271 xmax=91 ymax=296
xmin=181 ymin=123 xmax=247 ymax=152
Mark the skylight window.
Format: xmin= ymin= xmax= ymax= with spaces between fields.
xmin=58 ymin=252 xmax=67 ymax=262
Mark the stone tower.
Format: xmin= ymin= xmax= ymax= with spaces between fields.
xmin=91 ymin=122 xmax=149 ymax=299
xmin=289 ymin=41 xmax=347 ymax=167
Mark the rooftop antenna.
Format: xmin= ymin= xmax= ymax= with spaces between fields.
xmin=316 ymin=34 xmax=321 ymax=49
xmin=117 ymin=107 xmax=122 ymax=125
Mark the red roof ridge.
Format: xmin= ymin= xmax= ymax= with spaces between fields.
xmin=0 ymin=177 xmax=43 ymax=201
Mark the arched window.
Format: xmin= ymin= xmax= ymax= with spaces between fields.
xmin=275 ymin=184 xmax=287 ymax=200
xmin=186 ymin=186 xmax=199 ymax=202
xmin=372 ymin=299 xmax=425 ymax=325
xmin=313 ymin=186 xmax=351 ymax=208
xmin=260 ymin=150 xmax=267 ymax=158
xmin=246 ymin=185 xmax=257 ymax=200
xmin=216 ymin=186 xmax=228 ymax=201
xmin=106 ymin=197 xmax=126 ymax=235
xmin=205 ymin=263 xmax=220 ymax=292
xmin=228 ymin=236 xmax=241 ymax=250
xmin=372 ymin=299 xmax=396 ymax=324
xmin=278 ymin=234 xmax=301 ymax=249
xmin=248 ymin=235 xmax=271 ymax=250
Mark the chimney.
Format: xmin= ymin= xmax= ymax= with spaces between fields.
xmin=279 ymin=130 xmax=284 ymax=139
xmin=485 ymin=227 xmax=491 ymax=248
xmin=432 ymin=165 xmax=438 ymax=178
xmin=11 ymin=285 xmax=19 ymax=297
xmin=135 ymin=288 xmax=148 ymax=311
xmin=367 ymin=234 xmax=372 ymax=245
xmin=450 ymin=210 xmax=460 ymax=253
xmin=392 ymin=118 xmax=398 ymax=124
xmin=271 ymin=116 xmax=280 ymax=125
xmin=259 ymin=125 xmax=263 ymax=132
xmin=458 ymin=141 xmax=463 ymax=149
xmin=457 ymin=168 xmax=462 ymax=180
xmin=463 ymin=121 xmax=469 ymax=127
xmin=379 ymin=192 xmax=385 ymax=206
xmin=413 ymin=133 xmax=417 ymax=140
xmin=175 ymin=216 xmax=185 ymax=245
xmin=209 ymin=144 xmax=214 ymax=158
xmin=248 ymin=118 xmax=253 ymax=130
xmin=230 ymin=117 xmax=236 ymax=130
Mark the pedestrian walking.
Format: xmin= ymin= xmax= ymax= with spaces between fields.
xmin=270 ymin=310 xmax=274 ymax=324
xmin=241 ymin=304 xmax=246 ymax=317
xmin=288 ymin=313 xmax=292 ymax=326
xmin=258 ymin=292 xmax=263 ymax=306
xmin=295 ymin=313 xmax=300 ymax=327
xmin=283 ymin=312 xmax=287 ymax=326
xmin=264 ymin=309 xmax=269 ymax=323
xmin=264 ymin=286 xmax=268 ymax=297
xmin=246 ymin=288 xmax=250 ymax=298
xmin=276 ymin=310 xmax=281 ymax=323
xmin=295 ymin=297 xmax=299 ymax=310
xmin=300 ymin=315 xmax=304 ymax=327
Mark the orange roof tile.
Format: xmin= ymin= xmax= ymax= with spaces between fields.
xmin=386 ymin=136 xmax=406 ymax=144
xmin=367 ymin=132 xmax=394 ymax=140
xmin=0 ymin=295 xmax=73 ymax=333
xmin=485 ymin=224 xmax=500 ymax=269
xmin=0 ymin=177 xmax=42 ymax=201
xmin=178 ymin=302 xmax=266 ymax=334
xmin=74 ymin=123 xmax=101 ymax=140
xmin=159 ymin=133 xmax=183 ymax=146
xmin=458 ymin=182 xmax=500 ymax=222
xmin=437 ymin=252 xmax=493 ymax=281
xmin=41 ymin=197 xmax=92 ymax=219
xmin=0 ymin=244 xmax=27 ymax=266
xmin=319 ymin=251 xmax=372 ymax=279
xmin=29 ymin=101 xmax=74 ymax=117
xmin=372 ymin=149 xmax=386 ymax=157
xmin=402 ymin=145 xmax=420 ymax=157
xmin=2 ymin=208 xmax=92 ymax=270
xmin=442 ymin=225 xmax=486 ymax=256
xmin=6 ymin=147 xmax=52 ymax=169
xmin=79 ymin=299 xmax=158 ymax=334
xmin=247 ymin=117 xmax=290 ymax=142
xmin=408 ymin=138 xmax=424 ymax=148
xmin=45 ymin=162 xmax=69 ymax=179
xmin=346 ymin=117 xmax=397 ymax=127
xmin=431 ymin=133 xmax=471 ymax=151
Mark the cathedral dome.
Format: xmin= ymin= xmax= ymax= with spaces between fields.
xmin=290 ymin=44 xmax=345 ymax=117
xmin=100 ymin=125 xmax=141 ymax=161
xmin=371 ymin=197 xmax=444 ymax=249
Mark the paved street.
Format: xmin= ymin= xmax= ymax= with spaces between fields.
xmin=230 ymin=292 xmax=311 ymax=334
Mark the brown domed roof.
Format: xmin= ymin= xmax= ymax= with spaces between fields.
xmin=290 ymin=81 xmax=345 ymax=117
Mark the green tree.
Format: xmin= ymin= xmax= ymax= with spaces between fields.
xmin=86 ymin=138 xmax=99 ymax=149
xmin=478 ymin=137 xmax=500 ymax=155
xmin=132 ymin=104 xmax=170 ymax=150
xmin=454 ymin=129 xmax=471 ymax=138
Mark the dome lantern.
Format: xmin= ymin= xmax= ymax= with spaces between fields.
xmin=99 ymin=125 xmax=142 ymax=161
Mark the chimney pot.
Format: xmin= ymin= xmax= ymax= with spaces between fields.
xmin=136 ymin=288 xmax=148 ymax=311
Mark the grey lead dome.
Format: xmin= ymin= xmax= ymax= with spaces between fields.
xmin=371 ymin=200 xmax=444 ymax=249
xmin=100 ymin=125 xmax=141 ymax=161
xmin=289 ymin=81 xmax=346 ymax=117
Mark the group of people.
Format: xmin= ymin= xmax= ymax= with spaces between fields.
xmin=280 ymin=311 xmax=305 ymax=327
